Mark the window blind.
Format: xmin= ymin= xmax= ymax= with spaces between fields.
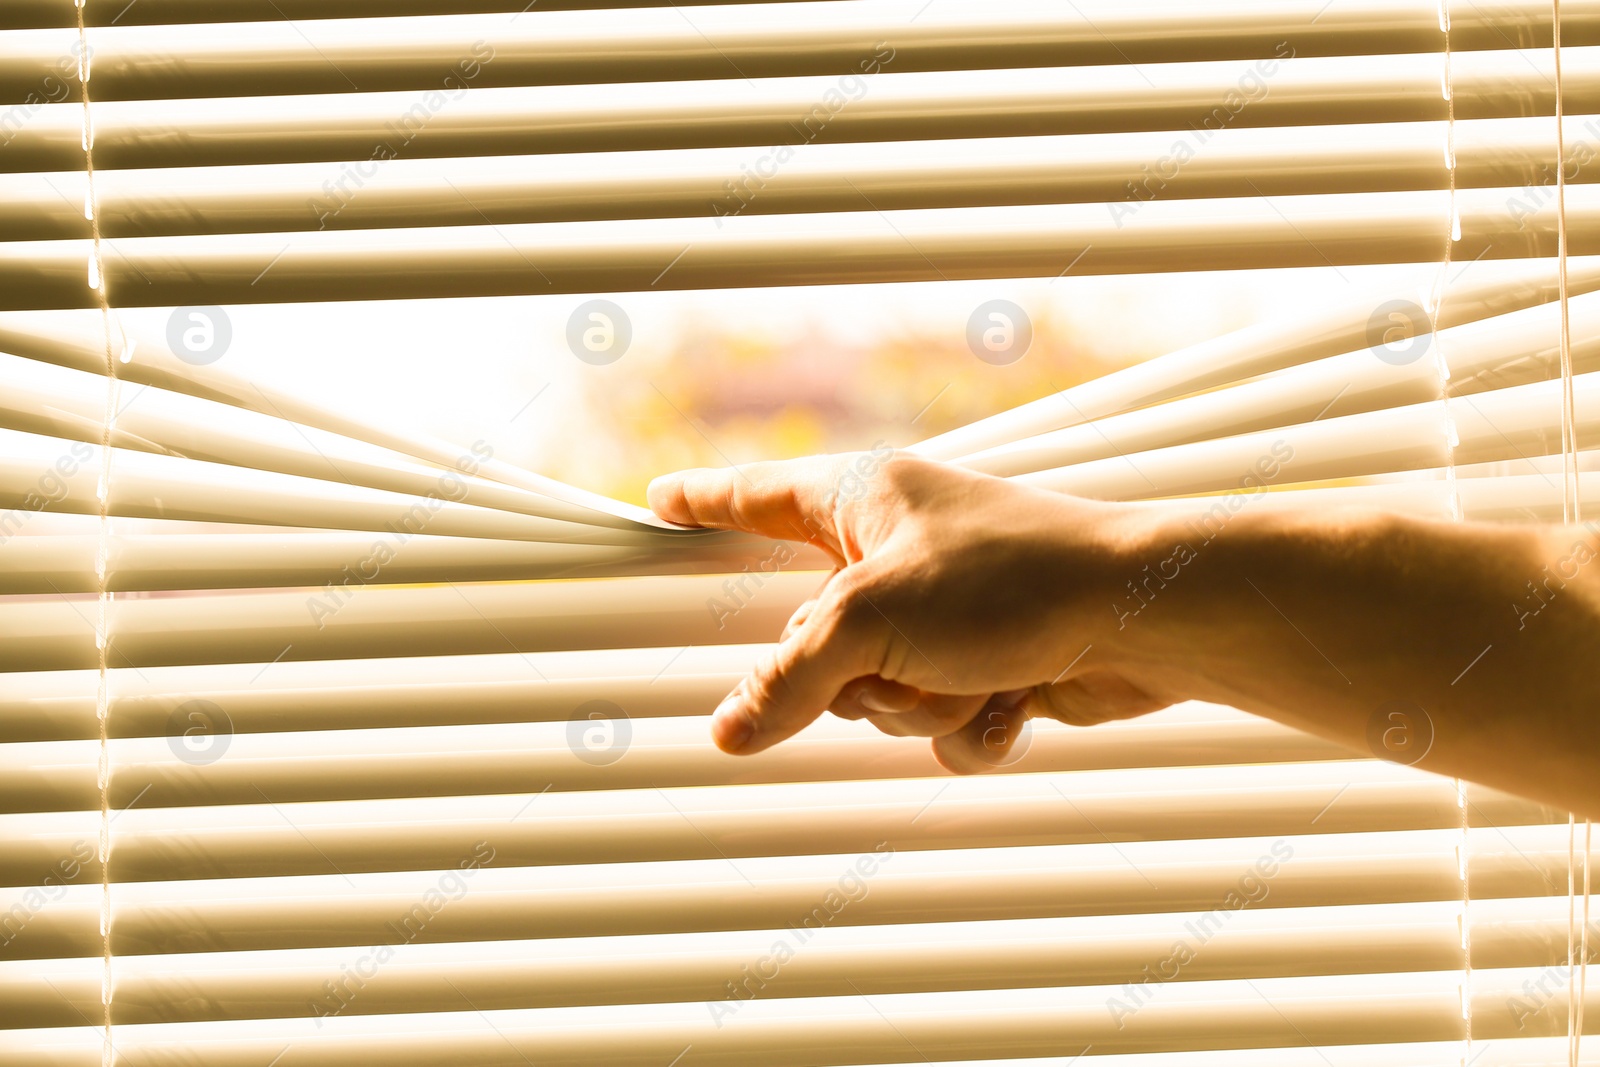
xmin=0 ymin=2 xmax=1595 ymax=1066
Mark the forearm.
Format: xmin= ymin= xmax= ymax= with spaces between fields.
xmin=1100 ymin=503 xmax=1600 ymax=818
xmin=649 ymin=453 xmax=1599 ymax=793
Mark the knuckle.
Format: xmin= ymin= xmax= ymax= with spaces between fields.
xmin=831 ymin=448 xmax=915 ymax=511
xmin=874 ymin=451 xmax=922 ymax=485
xmin=724 ymin=480 xmax=757 ymax=532
xmin=797 ymin=569 xmax=889 ymax=678
xmin=782 ymin=596 xmax=817 ymax=637
xmin=820 ymin=568 xmax=880 ymax=632
xmin=873 ymin=452 xmax=940 ymax=501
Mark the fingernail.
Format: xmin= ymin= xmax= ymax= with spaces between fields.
xmin=712 ymin=694 xmax=754 ymax=753
xmin=859 ymin=691 xmax=898 ymax=715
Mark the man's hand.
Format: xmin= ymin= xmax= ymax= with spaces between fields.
xmin=652 ymin=449 xmax=1600 ymax=819
xmin=648 ymin=451 xmax=1168 ymax=772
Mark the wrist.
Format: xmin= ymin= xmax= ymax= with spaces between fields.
xmin=1080 ymin=499 xmax=1283 ymax=707
xmin=1026 ymin=495 xmax=1193 ymax=677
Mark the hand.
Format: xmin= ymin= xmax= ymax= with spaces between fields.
xmin=647 ymin=451 xmax=1171 ymax=772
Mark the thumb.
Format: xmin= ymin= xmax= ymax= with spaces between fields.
xmin=711 ymin=571 xmax=883 ymax=754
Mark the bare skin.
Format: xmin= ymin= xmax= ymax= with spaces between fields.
xmin=647 ymin=451 xmax=1600 ymax=820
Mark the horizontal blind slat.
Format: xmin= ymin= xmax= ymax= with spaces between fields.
xmin=4 ymin=969 xmax=1591 ymax=1066
xmin=6 ymin=900 xmax=1578 ymax=1028
xmin=0 ymin=718 xmax=1359 ymax=818
xmin=3 ymin=48 xmax=1597 ymax=172
xmin=0 ymin=531 xmax=832 ymax=596
xmin=1018 ymin=370 xmax=1600 ymax=498
xmin=911 ymin=257 xmax=1600 ymax=458
xmin=0 ymin=829 xmax=1554 ymax=959
xmin=10 ymin=117 xmax=1600 ymax=241
xmin=7 ymin=0 xmax=1600 ymax=101
xmin=0 ymin=316 xmax=667 ymax=528
xmin=3 ymin=717 xmax=1346 ymax=814
xmin=1 ymin=0 xmax=821 ymax=29
xmin=0 ymin=428 xmax=722 ymax=543
xmin=0 ymin=571 xmax=817 ymax=672
xmin=4 ymin=464 xmax=1597 ymax=598
xmin=0 ymin=645 xmax=769 ymax=740
xmin=964 ymin=292 xmax=1600 ymax=477
xmin=2 ymin=760 xmax=1537 ymax=879
xmin=1194 ymin=463 xmax=1600 ymax=522
xmin=0 ymin=356 xmax=671 ymax=527
xmin=2 ymin=185 xmax=1596 ymax=308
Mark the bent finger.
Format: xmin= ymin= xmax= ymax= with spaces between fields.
xmin=849 ymin=690 xmax=991 ymax=738
xmin=1029 ymin=671 xmax=1169 ymax=728
xmin=646 ymin=457 xmax=858 ymax=557
xmin=933 ymin=692 xmax=1032 ymax=774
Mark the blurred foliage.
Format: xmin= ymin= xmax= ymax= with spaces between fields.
xmin=550 ymin=304 xmax=1152 ymax=506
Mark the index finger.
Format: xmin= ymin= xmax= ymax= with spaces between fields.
xmin=647 ymin=456 xmax=853 ymax=556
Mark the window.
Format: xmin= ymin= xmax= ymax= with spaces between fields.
xmin=0 ymin=1 xmax=1593 ymax=1064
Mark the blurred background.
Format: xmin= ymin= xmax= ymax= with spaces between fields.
xmin=111 ymin=262 xmax=1430 ymax=508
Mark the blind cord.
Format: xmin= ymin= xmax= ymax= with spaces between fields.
xmin=1552 ymin=2 xmax=1593 ymax=1063
xmin=1429 ymin=0 xmax=1463 ymax=525
xmin=1581 ymin=820 xmax=1593 ymax=1063
xmin=72 ymin=0 xmax=120 ymax=1064
xmin=1432 ymin=4 xmax=1475 ymax=1061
